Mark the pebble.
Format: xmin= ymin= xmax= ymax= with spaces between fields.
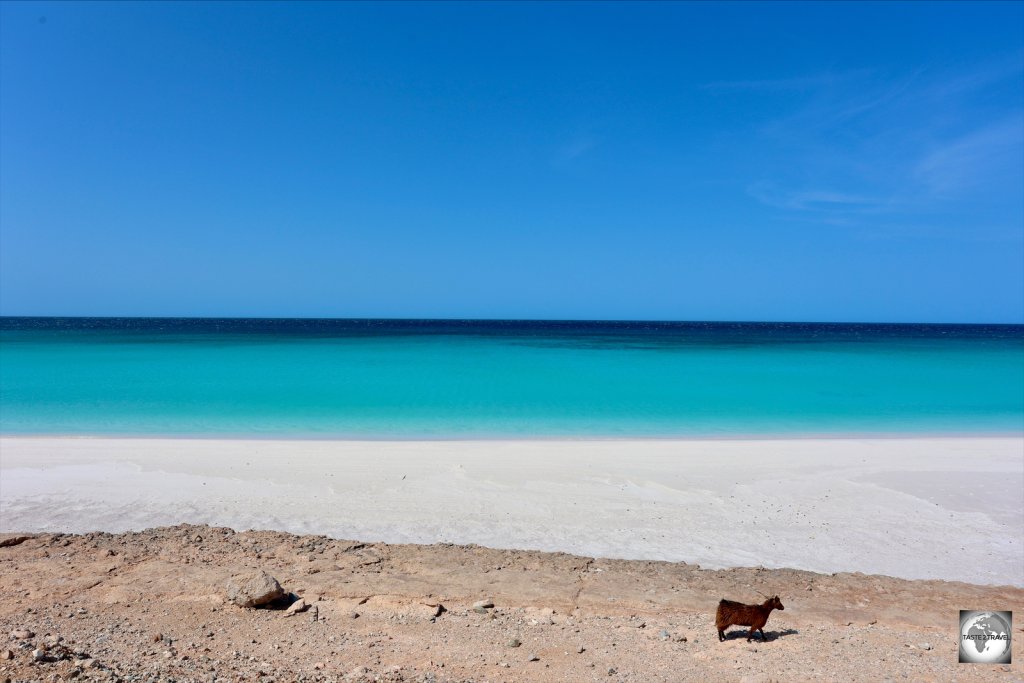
xmin=472 ymin=599 xmax=494 ymax=609
xmin=577 ymin=646 xmax=585 ymax=653
xmin=9 ymin=629 xmax=34 ymax=640
xmin=659 ymin=629 xmax=670 ymax=640
xmin=283 ymin=599 xmax=308 ymax=617
xmin=507 ymin=638 xmax=521 ymax=648
xmin=920 ymin=643 xmax=932 ymax=651
xmin=0 ymin=650 xmax=11 ymax=660
xmin=527 ymin=654 xmax=539 ymax=662
xmin=31 ymin=648 xmax=46 ymax=662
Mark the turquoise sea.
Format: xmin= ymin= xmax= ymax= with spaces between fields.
xmin=1 ymin=318 xmax=1022 ymax=437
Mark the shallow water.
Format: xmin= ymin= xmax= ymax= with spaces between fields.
xmin=1 ymin=318 xmax=1021 ymax=437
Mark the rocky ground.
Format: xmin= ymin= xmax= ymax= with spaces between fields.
xmin=1 ymin=525 xmax=1021 ymax=682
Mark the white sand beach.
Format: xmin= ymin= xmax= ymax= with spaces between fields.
xmin=1 ymin=436 xmax=1021 ymax=586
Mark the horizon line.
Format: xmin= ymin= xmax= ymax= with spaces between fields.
xmin=1 ymin=314 xmax=1022 ymax=327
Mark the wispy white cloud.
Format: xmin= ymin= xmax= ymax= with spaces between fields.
xmin=551 ymin=136 xmax=597 ymax=166
xmin=728 ymin=58 xmax=1024 ymax=230
xmin=552 ymin=135 xmax=598 ymax=167
xmin=913 ymin=117 xmax=1024 ymax=197
xmin=747 ymin=182 xmax=884 ymax=212
xmin=929 ymin=52 xmax=1024 ymax=98
xmin=701 ymin=71 xmax=871 ymax=92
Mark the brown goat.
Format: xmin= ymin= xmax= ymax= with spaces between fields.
xmin=715 ymin=595 xmax=784 ymax=642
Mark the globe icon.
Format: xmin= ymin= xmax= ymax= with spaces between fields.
xmin=960 ymin=611 xmax=1012 ymax=663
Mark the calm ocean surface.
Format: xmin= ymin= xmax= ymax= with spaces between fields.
xmin=1 ymin=318 xmax=1022 ymax=438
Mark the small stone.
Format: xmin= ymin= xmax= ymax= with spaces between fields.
xmin=920 ymin=642 xmax=932 ymax=651
xmin=163 ymin=650 xmax=174 ymax=659
xmin=426 ymin=603 xmax=445 ymax=618
xmin=507 ymin=638 xmax=521 ymax=648
xmin=9 ymin=629 xmax=34 ymax=640
xmin=607 ymin=667 xmax=618 ymax=676
xmin=659 ymin=629 xmax=670 ymax=641
xmin=577 ymin=646 xmax=585 ymax=654
xmin=472 ymin=599 xmax=494 ymax=610
xmin=32 ymin=648 xmax=46 ymax=662
xmin=0 ymin=650 xmax=12 ymax=660
xmin=283 ymin=599 xmax=308 ymax=617
xmin=225 ymin=570 xmax=285 ymax=608
xmin=527 ymin=654 xmax=539 ymax=662
xmin=349 ymin=611 xmax=360 ymax=619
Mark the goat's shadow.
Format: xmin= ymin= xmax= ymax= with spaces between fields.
xmin=720 ymin=628 xmax=799 ymax=642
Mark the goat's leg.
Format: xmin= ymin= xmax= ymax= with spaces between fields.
xmin=746 ymin=626 xmax=756 ymax=642
xmin=759 ymin=628 xmax=766 ymax=641
xmin=718 ymin=629 xmax=725 ymax=642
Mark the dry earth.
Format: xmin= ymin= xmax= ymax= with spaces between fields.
xmin=1 ymin=525 xmax=1022 ymax=683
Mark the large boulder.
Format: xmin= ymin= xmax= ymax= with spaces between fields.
xmin=225 ymin=570 xmax=285 ymax=608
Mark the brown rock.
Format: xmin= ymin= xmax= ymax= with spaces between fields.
xmin=0 ymin=536 xmax=30 ymax=548
xmin=225 ymin=570 xmax=285 ymax=608
xmin=9 ymin=629 xmax=34 ymax=640
xmin=283 ymin=598 xmax=309 ymax=617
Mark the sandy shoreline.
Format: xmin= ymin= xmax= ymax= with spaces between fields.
xmin=1 ymin=436 xmax=1021 ymax=586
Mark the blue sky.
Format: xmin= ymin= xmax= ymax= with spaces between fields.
xmin=1 ymin=1 xmax=1022 ymax=322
